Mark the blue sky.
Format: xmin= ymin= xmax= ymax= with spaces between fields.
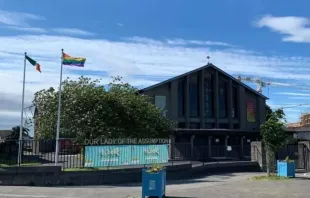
xmin=0 ymin=0 xmax=310 ymax=130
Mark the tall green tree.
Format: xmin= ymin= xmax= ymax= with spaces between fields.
xmin=6 ymin=126 xmax=30 ymax=140
xmin=266 ymin=104 xmax=285 ymax=122
xmin=265 ymin=104 xmax=272 ymax=121
xmin=260 ymin=107 xmax=287 ymax=176
xmin=0 ymin=126 xmax=30 ymax=157
xmin=33 ymin=76 xmax=174 ymax=142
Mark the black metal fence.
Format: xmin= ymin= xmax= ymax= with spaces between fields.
xmin=0 ymin=139 xmax=251 ymax=170
xmin=277 ymin=143 xmax=310 ymax=170
xmin=172 ymin=143 xmax=251 ymax=162
xmin=0 ymin=139 xmax=84 ymax=169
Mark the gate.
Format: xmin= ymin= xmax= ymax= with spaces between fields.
xmin=303 ymin=145 xmax=310 ymax=170
xmin=277 ymin=144 xmax=310 ymax=170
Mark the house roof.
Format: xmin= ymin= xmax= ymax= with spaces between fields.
xmin=0 ymin=130 xmax=12 ymax=137
xmin=139 ymin=63 xmax=268 ymax=100
xmin=286 ymin=126 xmax=310 ymax=132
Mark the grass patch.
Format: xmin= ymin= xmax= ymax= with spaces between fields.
xmin=64 ymin=166 xmax=122 ymax=171
xmin=20 ymin=163 xmax=41 ymax=166
xmin=64 ymin=167 xmax=107 ymax=172
xmin=0 ymin=163 xmax=40 ymax=167
xmin=250 ymin=174 xmax=290 ymax=181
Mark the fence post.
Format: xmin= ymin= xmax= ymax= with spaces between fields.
xmin=169 ymin=135 xmax=175 ymax=163
xmin=225 ymin=136 xmax=229 ymax=158
xmin=241 ymin=136 xmax=244 ymax=158
xmin=208 ymin=136 xmax=212 ymax=158
xmin=190 ymin=135 xmax=195 ymax=160
xmin=82 ymin=145 xmax=86 ymax=168
xmin=19 ymin=140 xmax=22 ymax=166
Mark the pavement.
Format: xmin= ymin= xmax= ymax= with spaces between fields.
xmin=0 ymin=172 xmax=310 ymax=198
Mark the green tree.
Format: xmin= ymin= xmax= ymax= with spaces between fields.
xmin=266 ymin=104 xmax=285 ymax=122
xmin=260 ymin=108 xmax=287 ymax=176
xmin=6 ymin=126 xmax=30 ymax=140
xmin=0 ymin=126 xmax=30 ymax=158
xmin=265 ymin=104 xmax=272 ymax=121
xmin=33 ymin=76 xmax=174 ymax=142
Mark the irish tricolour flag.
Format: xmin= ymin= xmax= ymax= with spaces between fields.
xmin=25 ymin=55 xmax=41 ymax=73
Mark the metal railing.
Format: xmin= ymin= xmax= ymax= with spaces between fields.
xmin=0 ymin=139 xmax=252 ymax=169
xmin=171 ymin=143 xmax=251 ymax=162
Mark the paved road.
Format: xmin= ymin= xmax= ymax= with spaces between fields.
xmin=0 ymin=172 xmax=309 ymax=197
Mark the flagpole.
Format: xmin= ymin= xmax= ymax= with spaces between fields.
xmin=55 ymin=49 xmax=64 ymax=165
xmin=18 ymin=52 xmax=27 ymax=165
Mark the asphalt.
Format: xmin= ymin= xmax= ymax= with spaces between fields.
xmin=0 ymin=172 xmax=310 ymax=198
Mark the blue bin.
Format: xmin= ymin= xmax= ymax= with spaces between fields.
xmin=277 ymin=160 xmax=295 ymax=178
xmin=142 ymin=168 xmax=166 ymax=198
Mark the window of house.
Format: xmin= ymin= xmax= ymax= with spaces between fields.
xmin=189 ymin=122 xmax=200 ymax=129
xmin=205 ymin=123 xmax=215 ymax=129
xmin=189 ymin=75 xmax=199 ymax=117
xmin=232 ymin=86 xmax=238 ymax=118
xmin=155 ymin=95 xmax=167 ymax=117
xmin=218 ymin=78 xmax=228 ymax=118
xmin=204 ymin=71 xmax=213 ymax=118
xmin=177 ymin=122 xmax=186 ymax=128
xmin=233 ymin=123 xmax=239 ymax=129
xmin=219 ymin=123 xmax=229 ymax=129
xmin=178 ymin=79 xmax=185 ymax=117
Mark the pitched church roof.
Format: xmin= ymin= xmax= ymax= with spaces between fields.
xmin=140 ymin=63 xmax=268 ymax=99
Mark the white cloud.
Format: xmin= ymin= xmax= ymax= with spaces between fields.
xmin=275 ymin=92 xmax=310 ymax=96
xmin=0 ymin=34 xmax=310 ymax=128
xmin=0 ymin=10 xmax=46 ymax=35
xmin=117 ymin=22 xmax=124 ymax=27
xmin=0 ymin=10 xmax=44 ymax=26
xmin=51 ymin=28 xmax=96 ymax=36
xmin=267 ymin=103 xmax=310 ymax=109
xmin=0 ymin=11 xmax=95 ymax=37
xmin=256 ymin=14 xmax=310 ymax=43
xmin=166 ymin=38 xmax=231 ymax=47
xmin=288 ymin=96 xmax=310 ymax=100
xmin=284 ymin=109 xmax=303 ymax=113
xmin=5 ymin=26 xmax=47 ymax=33
xmin=125 ymin=36 xmax=231 ymax=47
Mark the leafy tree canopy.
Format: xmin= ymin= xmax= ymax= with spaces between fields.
xmin=266 ymin=104 xmax=285 ymax=123
xmin=33 ymin=76 xmax=174 ymax=141
xmin=265 ymin=104 xmax=272 ymax=121
xmin=261 ymin=106 xmax=287 ymax=175
xmin=5 ymin=126 xmax=29 ymax=140
xmin=261 ymin=106 xmax=287 ymax=153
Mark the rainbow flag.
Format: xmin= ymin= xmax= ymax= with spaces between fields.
xmin=62 ymin=52 xmax=86 ymax=67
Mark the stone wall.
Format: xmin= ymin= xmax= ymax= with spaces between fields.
xmin=0 ymin=161 xmax=260 ymax=186
xmin=251 ymin=141 xmax=266 ymax=171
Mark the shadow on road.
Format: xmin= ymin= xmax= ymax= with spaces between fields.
xmin=56 ymin=172 xmax=236 ymax=188
xmin=107 ymin=172 xmax=235 ymax=187
xmin=295 ymin=177 xmax=310 ymax=180
xmin=56 ymin=179 xmax=223 ymax=189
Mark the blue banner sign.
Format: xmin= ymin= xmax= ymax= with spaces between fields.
xmin=84 ymin=144 xmax=169 ymax=167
